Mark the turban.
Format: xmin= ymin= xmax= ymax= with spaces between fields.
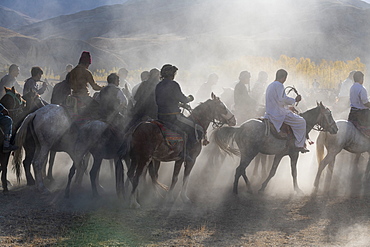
xmin=79 ymin=51 xmax=92 ymax=65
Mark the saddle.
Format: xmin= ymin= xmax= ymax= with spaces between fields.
xmin=63 ymin=95 xmax=101 ymax=126
xmin=260 ymin=118 xmax=297 ymax=151
xmin=348 ymin=109 xmax=370 ymax=138
xmin=150 ymin=120 xmax=184 ymax=148
xmin=260 ymin=118 xmax=293 ymax=140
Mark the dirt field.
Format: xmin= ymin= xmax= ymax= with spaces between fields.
xmin=1 ymin=144 xmax=370 ymax=246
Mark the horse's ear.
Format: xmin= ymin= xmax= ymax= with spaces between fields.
xmin=316 ymin=101 xmax=319 ymax=106
xmin=320 ymin=101 xmax=324 ymax=107
xmin=211 ymin=92 xmax=216 ymax=99
xmin=11 ymin=86 xmax=15 ymax=93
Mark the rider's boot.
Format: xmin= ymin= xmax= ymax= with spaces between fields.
xmin=3 ymin=134 xmax=18 ymax=153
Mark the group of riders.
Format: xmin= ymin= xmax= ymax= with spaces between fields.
xmin=0 ymin=50 xmax=368 ymax=159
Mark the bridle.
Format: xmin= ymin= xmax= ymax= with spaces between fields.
xmin=312 ymin=106 xmax=336 ymax=132
xmin=5 ymin=90 xmax=24 ymax=119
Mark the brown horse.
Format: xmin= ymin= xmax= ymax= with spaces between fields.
xmin=128 ymin=93 xmax=236 ymax=208
xmin=1 ymin=87 xmax=43 ymax=192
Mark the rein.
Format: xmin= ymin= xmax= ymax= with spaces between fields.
xmin=302 ymin=106 xmax=334 ymax=132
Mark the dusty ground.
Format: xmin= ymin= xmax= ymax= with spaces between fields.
xmin=1 ymin=146 xmax=370 ymax=246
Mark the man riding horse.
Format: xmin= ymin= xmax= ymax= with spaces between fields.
xmin=155 ymin=64 xmax=202 ymax=162
xmin=96 ymin=73 xmax=127 ymax=128
xmin=68 ymin=51 xmax=104 ymax=116
xmin=265 ymin=69 xmax=309 ymax=153
xmin=0 ymin=102 xmax=18 ymax=152
xmin=348 ymin=71 xmax=370 ymax=133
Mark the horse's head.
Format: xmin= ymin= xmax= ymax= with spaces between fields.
xmin=2 ymin=86 xmax=25 ymax=109
xmin=207 ymin=92 xmax=236 ymax=126
xmin=316 ymin=101 xmax=338 ymax=134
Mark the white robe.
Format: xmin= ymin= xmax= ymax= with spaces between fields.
xmin=264 ymin=80 xmax=306 ymax=147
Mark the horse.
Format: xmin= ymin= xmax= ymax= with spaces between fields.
xmin=64 ymin=119 xmax=128 ymax=198
xmin=13 ymin=104 xmax=79 ymax=193
xmin=0 ymin=87 xmax=44 ymax=192
xmin=314 ymin=120 xmax=370 ymax=195
xmin=128 ymin=93 xmax=236 ymax=208
xmin=213 ymin=102 xmax=338 ymax=195
xmin=13 ymin=103 xmax=126 ymax=196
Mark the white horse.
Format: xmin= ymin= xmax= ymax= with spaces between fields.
xmin=314 ymin=120 xmax=370 ymax=194
xmin=14 ymin=104 xmax=83 ymax=193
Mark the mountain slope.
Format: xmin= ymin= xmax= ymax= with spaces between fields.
xmin=1 ymin=0 xmax=370 ymax=72
xmin=0 ymin=6 xmax=38 ymax=29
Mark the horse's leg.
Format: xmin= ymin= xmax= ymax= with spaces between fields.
xmin=46 ymin=151 xmax=56 ymax=182
xmin=363 ymin=155 xmax=370 ymax=195
xmin=148 ymin=160 xmax=167 ymax=197
xmin=90 ymin=156 xmax=103 ymax=198
xmin=167 ymin=159 xmax=183 ymax=202
xmin=323 ymin=159 xmax=335 ymax=194
xmin=234 ymin=153 xmax=257 ymax=194
xmin=109 ymin=159 xmax=115 ymax=178
xmin=258 ymin=154 xmax=284 ymax=194
xmin=350 ymin=153 xmax=362 ymax=196
xmin=261 ymin=155 xmax=269 ymax=179
xmin=123 ymin=154 xmax=132 ymax=192
xmin=289 ymin=152 xmax=303 ymax=195
xmin=64 ymin=164 xmax=76 ymax=198
xmin=74 ymin=153 xmax=90 ymax=186
xmin=313 ymin=152 xmax=337 ymax=195
xmin=23 ymin=145 xmax=35 ymax=186
xmin=115 ymin=158 xmax=124 ymax=198
xmin=0 ymin=159 xmax=9 ymax=193
xmin=33 ymin=147 xmax=51 ymax=194
xmin=252 ymin=154 xmax=260 ymax=177
xmin=129 ymin=156 xmax=149 ymax=209
xmin=181 ymin=157 xmax=201 ymax=203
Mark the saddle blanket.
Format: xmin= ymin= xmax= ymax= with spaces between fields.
xmin=151 ymin=120 xmax=184 ymax=147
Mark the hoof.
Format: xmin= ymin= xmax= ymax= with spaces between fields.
xmin=295 ymin=189 xmax=304 ymax=196
xmin=181 ymin=195 xmax=192 ymax=204
xmin=39 ymin=187 xmax=51 ymax=195
xmin=130 ymin=200 xmax=141 ymax=209
xmin=27 ymin=181 xmax=35 ymax=186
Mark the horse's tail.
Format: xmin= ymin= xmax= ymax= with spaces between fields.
xmin=212 ymin=126 xmax=240 ymax=156
xmin=316 ymin=131 xmax=326 ymax=165
xmin=13 ymin=112 xmax=36 ymax=183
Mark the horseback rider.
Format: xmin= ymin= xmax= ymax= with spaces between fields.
xmin=129 ymin=68 xmax=160 ymax=126
xmin=155 ymin=64 xmax=199 ymax=160
xmin=0 ymin=64 xmax=22 ymax=98
xmin=68 ymin=51 xmax=104 ymax=115
xmin=23 ymin=67 xmax=48 ymax=105
xmin=234 ymin=71 xmax=256 ymax=123
xmin=51 ymin=73 xmax=71 ymax=105
xmin=348 ymin=71 xmax=370 ymax=126
xmin=0 ymin=103 xmax=18 ymax=152
xmin=265 ymin=69 xmax=309 ymax=153
xmin=96 ymin=73 xmax=127 ymax=127
xmin=337 ymin=71 xmax=355 ymax=111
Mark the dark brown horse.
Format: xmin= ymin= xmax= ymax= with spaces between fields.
xmin=1 ymin=87 xmax=43 ymax=192
xmin=128 ymin=93 xmax=236 ymax=208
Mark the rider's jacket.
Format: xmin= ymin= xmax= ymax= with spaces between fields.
xmin=69 ymin=64 xmax=102 ymax=97
xmin=155 ymin=78 xmax=191 ymax=115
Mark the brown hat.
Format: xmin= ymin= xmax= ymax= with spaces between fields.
xmin=79 ymin=51 xmax=91 ymax=65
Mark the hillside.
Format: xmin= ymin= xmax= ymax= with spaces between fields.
xmin=0 ymin=0 xmax=368 ymax=73
xmin=0 ymin=6 xmax=37 ymax=29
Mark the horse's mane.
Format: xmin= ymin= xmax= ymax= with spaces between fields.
xmin=299 ymin=105 xmax=320 ymax=119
